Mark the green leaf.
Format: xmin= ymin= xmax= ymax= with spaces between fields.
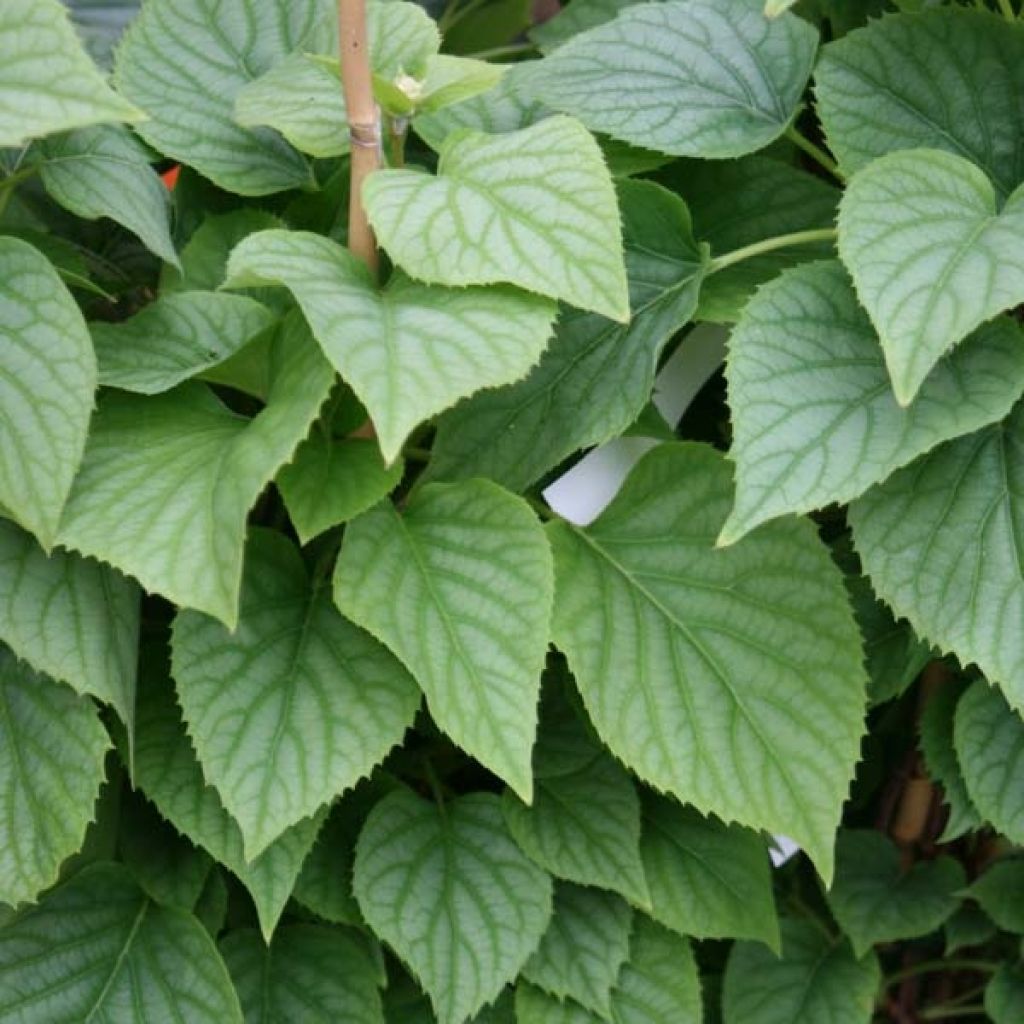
xmin=278 ymin=434 xmax=404 ymax=544
xmin=987 ymin=963 xmax=1024 ymax=1024
xmin=517 ymin=918 xmax=704 ymax=1024
xmin=519 ymin=0 xmax=818 ymax=159
xmin=918 ymin=679 xmax=983 ymax=841
xmin=826 ymin=829 xmax=964 ymax=957
xmin=220 ymin=924 xmax=385 ymax=1024
xmin=409 ymin=57 xmax=506 ymax=116
xmin=172 ymin=528 xmax=420 ymax=859
xmin=660 ymin=156 xmax=839 ymax=324
xmin=335 ymin=482 xmax=553 ymax=801
xmin=837 ymin=148 xmax=1024 ymax=404
xmin=0 ymin=862 xmax=243 ymax=1022
xmin=523 ymin=883 xmax=632 ymax=1018
xmin=503 ymin=750 xmax=650 ymax=908
xmin=32 ymin=124 xmax=177 ymax=265
xmin=130 ymin=666 xmax=324 ymax=940
xmin=92 ymin=291 xmax=275 ymax=395
xmin=969 ymin=859 xmax=1024 ymax=934
xmin=426 ymin=179 xmax=707 ymax=492
xmin=547 ymin=443 xmax=866 ymax=882
xmin=944 ymin=903 xmax=995 ymax=956
xmin=953 ymin=680 xmax=1024 ymax=845
xmin=849 ymin=404 xmax=1024 ymax=708
xmin=0 ymin=518 xmax=138 ymax=728
xmin=529 ymin=0 xmax=637 ymax=53
xmin=720 ymin=261 xmax=1024 ymax=544
xmin=353 ymin=788 xmax=553 ymax=1024
xmin=723 ymin=919 xmax=880 ymax=1024
xmin=362 ymin=116 xmax=628 ymax=321
xmin=640 ymin=792 xmax=779 ymax=949
xmin=194 ymin=868 xmax=229 ymax=938
xmin=608 ymin=916 xmax=702 ymax=1024
xmin=234 ymin=54 xmax=347 ymax=159
xmin=0 ymin=649 xmax=109 ymax=907
xmin=0 ymin=235 xmax=97 ymax=547
xmin=113 ymin=0 xmax=321 ymax=195
xmin=0 ymin=0 xmax=141 ymax=147
xmin=118 ymin=792 xmax=213 ymax=911
xmin=58 ymin=313 xmax=334 ymax=627
xmin=224 ymin=229 xmax=556 ymax=463
xmin=814 ymin=8 xmax=1024 ymax=198
xmin=413 ymin=65 xmax=547 ymax=152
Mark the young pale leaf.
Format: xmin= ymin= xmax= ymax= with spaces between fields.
xmin=987 ymin=964 xmax=1024 ymax=1024
xmin=837 ymin=149 xmax=1024 ymax=404
xmin=523 ymin=884 xmax=632 ymax=1018
xmin=172 ymin=529 xmax=420 ymax=859
xmin=826 ymin=830 xmax=964 ymax=957
xmin=640 ymin=792 xmax=779 ymax=950
xmin=660 ymin=156 xmax=838 ymax=324
xmin=969 ymin=859 xmax=1024 ymax=934
xmin=814 ymin=8 xmax=1024 ymax=197
xmin=0 ymin=0 xmax=141 ymax=147
xmin=32 ymin=124 xmax=177 ymax=266
xmin=503 ymin=751 xmax=650 ymax=908
xmin=414 ymin=65 xmax=547 ymax=151
xmin=225 ymin=229 xmax=556 ymax=463
xmin=426 ymin=179 xmax=707 ymax=492
xmin=221 ymin=925 xmax=385 ymax=1024
xmin=548 ymin=443 xmax=866 ymax=882
xmin=113 ymin=0 xmax=323 ymax=195
xmin=353 ymin=789 xmax=553 ymax=1024
xmin=0 ymin=518 xmax=138 ymax=728
xmin=723 ymin=919 xmax=880 ymax=1024
xmin=118 ymin=792 xmax=213 ymax=911
xmin=0 ymin=650 xmax=109 ymax=907
xmin=850 ymin=404 xmax=1024 ymax=709
xmin=278 ymin=435 xmax=404 ymax=544
xmin=335 ymin=482 xmax=553 ymax=801
xmin=92 ymin=292 xmax=275 ymax=395
xmin=918 ymin=679 xmax=983 ymax=841
xmin=131 ymin=668 xmax=324 ymax=940
xmin=721 ymin=261 xmax=1024 ymax=544
xmin=362 ymin=116 xmax=628 ymax=321
xmin=519 ymin=0 xmax=818 ymax=159
xmin=953 ymin=680 xmax=1024 ymax=845
xmin=58 ymin=314 xmax=334 ymax=627
xmin=0 ymin=863 xmax=242 ymax=1022
xmin=0 ymin=236 xmax=96 ymax=548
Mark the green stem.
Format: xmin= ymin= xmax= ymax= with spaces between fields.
xmin=423 ymin=757 xmax=447 ymax=815
xmin=785 ymin=123 xmax=844 ymax=180
xmin=438 ymin=0 xmax=489 ymax=33
xmin=882 ymin=959 xmax=999 ymax=989
xmin=525 ymin=495 xmax=555 ymax=521
xmin=997 ymin=0 xmax=1016 ymax=20
xmin=403 ymin=445 xmax=433 ymax=464
xmin=468 ymin=42 xmax=537 ymax=61
xmin=708 ymin=228 xmax=837 ymax=274
xmin=919 ymin=1006 xmax=988 ymax=1021
xmin=386 ymin=115 xmax=408 ymax=168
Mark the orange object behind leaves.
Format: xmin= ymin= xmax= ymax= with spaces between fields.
xmin=160 ymin=165 xmax=180 ymax=190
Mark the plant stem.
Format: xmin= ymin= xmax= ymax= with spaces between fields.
xmin=882 ymin=960 xmax=999 ymax=989
xmin=997 ymin=0 xmax=1016 ymax=20
xmin=387 ymin=115 xmax=408 ymax=168
xmin=468 ymin=42 xmax=538 ymax=60
xmin=525 ymin=494 xmax=555 ymax=521
xmin=784 ymin=123 xmax=844 ymax=181
xmin=708 ymin=228 xmax=838 ymax=274
xmin=423 ymin=757 xmax=447 ymax=815
xmin=0 ymin=164 xmax=39 ymax=221
xmin=403 ymin=445 xmax=433 ymax=464
xmin=919 ymin=1006 xmax=988 ymax=1021
xmin=439 ymin=0 xmax=489 ymax=34
xmin=338 ymin=0 xmax=380 ymax=279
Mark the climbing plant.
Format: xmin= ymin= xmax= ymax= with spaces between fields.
xmin=1 ymin=0 xmax=1024 ymax=1020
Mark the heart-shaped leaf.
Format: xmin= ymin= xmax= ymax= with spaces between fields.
xmin=838 ymin=148 xmax=1024 ymax=404
xmin=225 ymin=229 xmax=556 ymax=463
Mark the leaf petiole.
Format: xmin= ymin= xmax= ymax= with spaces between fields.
xmin=708 ymin=227 xmax=838 ymax=274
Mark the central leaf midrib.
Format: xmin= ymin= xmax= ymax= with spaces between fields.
xmin=83 ymin=898 xmax=149 ymax=1022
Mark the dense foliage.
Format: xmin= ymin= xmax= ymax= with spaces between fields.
xmin=2 ymin=0 xmax=1024 ymax=1020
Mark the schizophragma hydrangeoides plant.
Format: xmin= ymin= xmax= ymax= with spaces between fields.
xmin=2 ymin=0 xmax=1024 ymax=1020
